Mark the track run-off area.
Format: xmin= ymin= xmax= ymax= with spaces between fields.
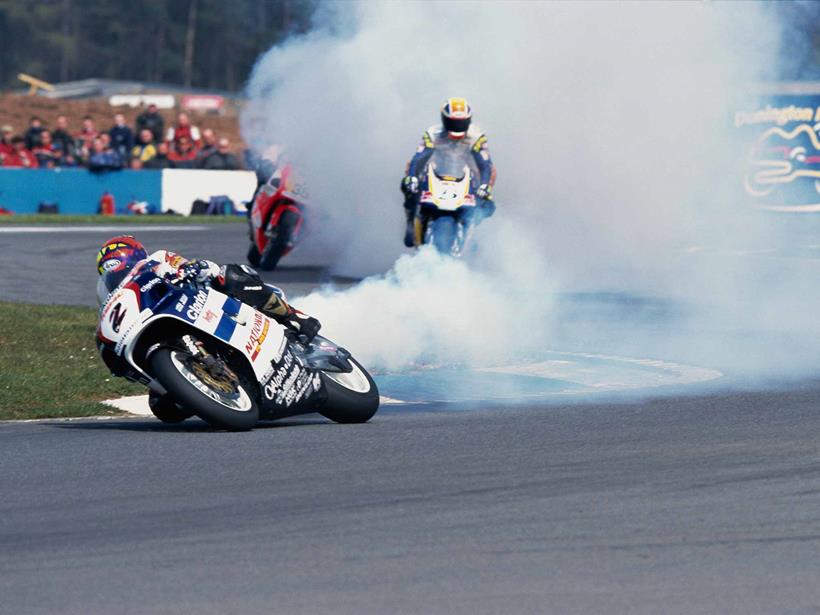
xmin=2 ymin=222 xmax=820 ymax=613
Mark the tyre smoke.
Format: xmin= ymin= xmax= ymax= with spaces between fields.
xmin=243 ymin=2 xmax=817 ymax=381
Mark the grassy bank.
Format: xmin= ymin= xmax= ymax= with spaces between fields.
xmin=0 ymin=214 xmax=244 ymax=225
xmin=0 ymin=301 xmax=142 ymax=420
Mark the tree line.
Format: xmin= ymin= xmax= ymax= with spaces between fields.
xmin=0 ymin=0 xmax=318 ymax=92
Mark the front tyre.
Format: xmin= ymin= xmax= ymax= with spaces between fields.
xmin=247 ymin=242 xmax=262 ymax=267
xmin=259 ymin=209 xmax=299 ymax=271
xmin=429 ymin=216 xmax=457 ymax=255
xmin=318 ymin=357 xmax=380 ymax=424
xmin=150 ymin=347 xmax=259 ymax=431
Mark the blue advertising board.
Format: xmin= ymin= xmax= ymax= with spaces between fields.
xmin=0 ymin=168 xmax=162 ymax=214
xmin=734 ymin=95 xmax=820 ymax=212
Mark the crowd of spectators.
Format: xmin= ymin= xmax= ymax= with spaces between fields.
xmin=0 ymin=104 xmax=242 ymax=171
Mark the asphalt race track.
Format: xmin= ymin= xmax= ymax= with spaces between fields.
xmin=2 ymin=223 xmax=820 ymax=613
xmin=0 ymin=222 xmax=347 ymax=306
xmin=3 ymin=390 xmax=820 ymax=614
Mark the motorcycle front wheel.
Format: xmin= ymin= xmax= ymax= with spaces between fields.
xmin=247 ymin=242 xmax=262 ymax=267
xmin=259 ymin=209 xmax=299 ymax=271
xmin=429 ymin=216 xmax=457 ymax=255
xmin=150 ymin=345 xmax=259 ymax=431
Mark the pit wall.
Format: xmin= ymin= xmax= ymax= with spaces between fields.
xmin=0 ymin=168 xmax=256 ymax=215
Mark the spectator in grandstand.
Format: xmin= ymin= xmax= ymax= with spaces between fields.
xmin=166 ymin=111 xmax=200 ymax=147
xmin=88 ymin=136 xmax=122 ymax=172
xmin=168 ymin=135 xmax=198 ymax=169
xmin=32 ymin=130 xmax=60 ymax=168
xmin=136 ymin=103 xmax=164 ymax=142
xmin=195 ymin=128 xmax=218 ymax=166
xmin=131 ymin=129 xmax=157 ymax=164
xmin=130 ymin=158 xmax=144 ymax=170
xmin=2 ymin=136 xmax=38 ymax=168
xmin=24 ymin=116 xmax=45 ymax=150
xmin=0 ymin=125 xmax=14 ymax=159
xmin=109 ymin=113 xmax=134 ymax=163
xmin=75 ymin=116 xmax=99 ymax=161
xmin=52 ymin=115 xmax=77 ymax=160
xmin=200 ymin=138 xmax=241 ymax=170
xmin=144 ymin=141 xmax=172 ymax=169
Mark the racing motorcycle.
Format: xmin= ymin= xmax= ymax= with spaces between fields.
xmin=96 ymin=266 xmax=379 ymax=431
xmin=414 ymin=148 xmax=481 ymax=256
xmin=247 ymin=163 xmax=307 ymax=271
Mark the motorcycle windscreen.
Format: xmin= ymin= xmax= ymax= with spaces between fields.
xmin=431 ymin=146 xmax=469 ymax=181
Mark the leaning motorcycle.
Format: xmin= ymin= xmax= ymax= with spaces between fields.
xmin=247 ymin=163 xmax=307 ymax=271
xmin=96 ymin=266 xmax=379 ymax=431
xmin=414 ymin=149 xmax=485 ymax=257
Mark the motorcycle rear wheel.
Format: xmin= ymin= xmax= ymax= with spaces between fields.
xmin=148 ymin=391 xmax=194 ymax=424
xmin=259 ymin=210 xmax=299 ymax=271
xmin=318 ymin=357 xmax=380 ymax=424
xmin=150 ymin=346 xmax=259 ymax=431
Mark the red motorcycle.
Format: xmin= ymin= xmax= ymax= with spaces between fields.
xmin=247 ymin=164 xmax=307 ymax=271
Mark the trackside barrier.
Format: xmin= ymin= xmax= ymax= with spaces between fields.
xmin=161 ymin=169 xmax=256 ymax=215
xmin=0 ymin=168 xmax=256 ymax=215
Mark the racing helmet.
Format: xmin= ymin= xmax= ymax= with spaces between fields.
xmin=441 ymin=97 xmax=472 ymax=139
xmin=96 ymin=235 xmax=147 ymax=298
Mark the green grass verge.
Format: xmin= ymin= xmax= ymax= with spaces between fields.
xmin=0 ymin=214 xmax=245 ymax=225
xmin=0 ymin=301 xmax=143 ymax=420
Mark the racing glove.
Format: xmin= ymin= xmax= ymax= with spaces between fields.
xmin=476 ymin=183 xmax=492 ymax=200
xmin=401 ymin=175 xmax=419 ymax=195
xmin=284 ymin=311 xmax=321 ymax=342
xmin=175 ymin=259 xmax=220 ymax=285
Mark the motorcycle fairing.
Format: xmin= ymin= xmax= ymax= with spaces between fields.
xmin=420 ymin=164 xmax=476 ymax=212
xmin=98 ymin=269 xmax=287 ymax=383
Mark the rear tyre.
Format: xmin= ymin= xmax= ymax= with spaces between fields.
xmin=259 ymin=210 xmax=299 ymax=271
xmin=430 ymin=216 xmax=457 ymax=255
xmin=150 ymin=346 xmax=259 ymax=431
xmin=318 ymin=357 xmax=380 ymax=424
xmin=148 ymin=391 xmax=194 ymax=423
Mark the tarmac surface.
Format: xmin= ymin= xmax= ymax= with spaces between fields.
xmin=2 ymin=388 xmax=820 ymax=615
xmin=3 ymin=222 xmax=820 ymax=613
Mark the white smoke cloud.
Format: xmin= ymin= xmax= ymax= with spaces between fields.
xmin=243 ymin=1 xmax=820 ymax=377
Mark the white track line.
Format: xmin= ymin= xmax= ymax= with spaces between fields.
xmin=0 ymin=225 xmax=209 ymax=233
xmin=477 ymin=352 xmax=722 ymax=391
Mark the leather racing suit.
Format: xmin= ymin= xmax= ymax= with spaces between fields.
xmin=98 ymin=249 xmax=320 ymax=340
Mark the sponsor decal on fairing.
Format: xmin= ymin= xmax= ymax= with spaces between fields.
xmin=244 ymin=312 xmax=270 ymax=362
xmin=140 ymin=277 xmax=161 ymax=293
xmin=186 ymin=290 xmax=208 ymax=320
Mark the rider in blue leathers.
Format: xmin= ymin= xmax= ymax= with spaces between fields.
xmin=400 ymin=97 xmax=496 ymax=247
